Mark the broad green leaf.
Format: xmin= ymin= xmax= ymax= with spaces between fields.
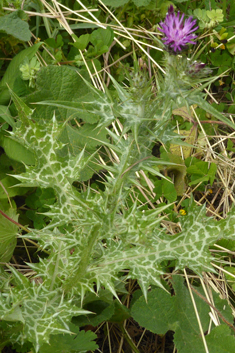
xmin=206 ymin=325 xmax=235 ymax=352
xmin=131 ymin=288 xmax=172 ymax=334
xmin=162 ymin=178 xmax=177 ymax=202
xmin=1 ymin=135 xmax=35 ymax=165
xmin=0 ymin=176 xmax=30 ymax=199
xmin=0 ymin=152 xmax=25 ymax=180
xmin=73 ymin=300 xmax=115 ymax=328
xmin=132 ymin=0 xmax=152 ymax=6
xmin=25 ymin=66 xmax=91 ymax=121
xmin=71 ymin=33 xmax=90 ymax=50
xmin=0 ymin=105 xmax=14 ymax=127
xmin=0 ymin=10 xmax=31 ymax=41
xmin=154 ymin=178 xmax=177 ymax=202
xmin=61 ymin=123 xmax=109 ymax=152
xmin=213 ymin=292 xmax=234 ymax=324
xmin=32 ymin=75 xmax=115 ymax=126
xmin=0 ymin=321 xmax=24 ymax=351
xmin=227 ymin=42 xmax=235 ymax=55
xmin=186 ymin=159 xmax=217 ymax=186
xmin=187 ymin=161 xmax=211 ymax=176
xmin=90 ymin=27 xmax=114 ymax=48
xmin=0 ymin=42 xmax=43 ymax=105
xmin=44 ymin=35 xmax=64 ymax=49
xmin=210 ymin=50 xmax=233 ymax=69
xmin=101 ymin=0 xmax=129 ymax=6
xmin=40 ymin=325 xmax=98 ymax=353
xmin=131 ymin=276 xmax=211 ymax=353
xmin=172 ymin=277 xmax=210 ymax=353
xmin=0 ymin=208 xmax=18 ymax=262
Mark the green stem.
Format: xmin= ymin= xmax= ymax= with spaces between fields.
xmin=116 ymin=3 xmax=129 ymax=21
xmin=119 ymin=324 xmax=141 ymax=353
xmin=106 ymin=140 xmax=134 ymax=208
xmin=63 ymin=142 xmax=137 ymax=292
xmin=35 ymin=0 xmax=52 ymax=38
xmin=0 ymin=209 xmax=29 ymax=233
xmin=63 ymin=224 xmax=100 ymax=292
xmin=222 ymin=0 xmax=227 ymax=18
xmin=50 ymin=241 xmax=62 ymax=291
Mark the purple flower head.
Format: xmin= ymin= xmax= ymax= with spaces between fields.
xmin=185 ymin=60 xmax=212 ymax=78
xmin=158 ymin=5 xmax=198 ymax=53
xmin=187 ymin=61 xmax=206 ymax=76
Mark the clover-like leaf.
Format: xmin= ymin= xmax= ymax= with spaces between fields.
xmin=206 ymin=9 xmax=224 ymax=23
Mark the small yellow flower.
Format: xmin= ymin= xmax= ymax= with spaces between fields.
xmin=207 ymin=189 xmax=213 ymax=195
xmin=179 ymin=209 xmax=186 ymax=216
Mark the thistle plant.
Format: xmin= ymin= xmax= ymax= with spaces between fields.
xmin=1 ymin=6 xmax=235 ymax=353
xmin=156 ymin=6 xmax=231 ymax=126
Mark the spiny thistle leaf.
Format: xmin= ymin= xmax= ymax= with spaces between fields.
xmin=9 ymin=91 xmax=99 ymax=227
xmin=0 ymin=267 xmax=91 ymax=352
xmin=83 ymin=204 xmax=235 ymax=299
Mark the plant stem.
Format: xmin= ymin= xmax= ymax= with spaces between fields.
xmin=63 ymin=224 xmax=100 ymax=292
xmin=119 ymin=324 xmax=141 ymax=353
xmin=0 ymin=209 xmax=29 ymax=233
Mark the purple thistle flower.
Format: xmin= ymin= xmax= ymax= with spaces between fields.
xmin=187 ymin=61 xmax=206 ymax=76
xmin=185 ymin=60 xmax=212 ymax=78
xmin=158 ymin=5 xmax=198 ymax=53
